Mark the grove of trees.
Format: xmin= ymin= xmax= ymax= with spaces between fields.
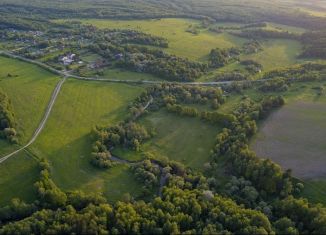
xmin=0 ymin=90 xmax=17 ymax=143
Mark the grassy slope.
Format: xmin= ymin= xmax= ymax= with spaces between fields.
xmin=301 ymin=179 xmax=326 ymax=205
xmin=0 ymin=56 xmax=60 ymax=205
xmin=199 ymin=38 xmax=304 ymax=81
xmin=265 ymin=22 xmax=306 ymax=34
xmin=70 ymin=18 xmax=246 ymax=61
xmin=0 ymin=151 xmax=39 ymax=206
xmin=101 ymin=68 xmax=161 ymax=81
xmin=0 ymin=55 xmax=60 ymax=154
xmin=138 ymin=110 xmax=221 ymax=170
xmin=241 ymin=39 xmax=303 ymax=72
xmin=30 ymin=79 xmax=144 ymax=201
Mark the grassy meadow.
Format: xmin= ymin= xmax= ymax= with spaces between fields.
xmin=138 ymin=110 xmax=221 ymax=170
xmin=0 ymin=56 xmax=61 ymax=206
xmin=0 ymin=151 xmax=39 ymax=206
xmin=0 ymin=55 xmax=61 ymax=151
xmin=101 ymin=68 xmax=161 ymax=81
xmin=29 ymin=79 xmax=144 ymax=201
xmin=64 ymin=18 xmax=247 ymax=61
xmin=241 ymin=39 xmax=303 ymax=72
xmin=265 ymin=22 xmax=306 ymax=34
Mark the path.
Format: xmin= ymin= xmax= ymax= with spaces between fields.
xmin=0 ymin=77 xmax=66 ymax=163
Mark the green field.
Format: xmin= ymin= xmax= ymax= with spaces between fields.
xmin=0 ymin=151 xmax=39 ymax=206
xmin=265 ymin=22 xmax=306 ymax=34
xmin=29 ymin=79 xmax=144 ymax=201
xmin=301 ymin=179 xmax=326 ymax=205
xmin=101 ymin=68 xmax=161 ymax=81
xmin=66 ymin=18 xmax=247 ymax=61
xmin=0 ymin=55 xmax=60 ymax=151
xmin=0 ymin=56 xmax=61 ymax=205
xmin=198 ymin=38 xmax=305 ymax=81
xmin=241 ymin=39 xmax=303 ymax=72
xmin=138 ymin=110 xmax=221 ymax=170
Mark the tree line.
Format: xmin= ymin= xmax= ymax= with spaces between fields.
xmin=91 ymin=121 xmax=151 ymax=168
xmin=0 ymin=90 xmax=17 ymax=143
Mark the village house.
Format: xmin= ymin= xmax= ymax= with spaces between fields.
xmin=60 ymin=53 xmax=76 ymax=65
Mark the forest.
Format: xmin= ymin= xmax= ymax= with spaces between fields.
xmin=0 ymin=90 xmax=17 ymax=143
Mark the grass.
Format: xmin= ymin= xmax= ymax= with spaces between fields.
xmin=0 ymin=56 xmax=60 ymax=205
xmin=0 ymin=151 xmax=39 ymax=206
xmin=241 ymin=39 xmax=303 ymax=72
xmin=0 ymin=55 xmax=60 ymax=149
xmin=101 ymin=68 xmax=161 ymax=81
xmin=265 ymin=22 xmax=306 ymax=34
xmin=139 ymin=110 xmax=221 ymax=170
xmin=0 ymin=56 xmax=59 ymax=205
xmin=212 ymin=21 xmax=306 ymax=34
xmin=63 ymin=18 xmax=247 ymax=61
xmin=112 ymin=147 xmax=145 ymax=162
xmin=29 ymin=79 xmax=144 ymax=201
xmin=301 ymin=179 xmax=326 ymax=205
xmin=80 ymin=164 xmax=144 ymax=203
xmin=199 ymin=38 xmax=305 ymax=81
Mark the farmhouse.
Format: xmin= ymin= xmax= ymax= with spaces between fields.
xmin=61 ymin=53 xmax=76 ymax=65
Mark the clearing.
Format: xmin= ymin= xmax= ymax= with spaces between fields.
xmin=138 ymin=110 xmax=221 ymax=170
xmin=241 ymin=39 xmax=303 ymax=72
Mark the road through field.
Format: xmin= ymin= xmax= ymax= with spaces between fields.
xmin=0 ymin=77 xmax=66 ymax=163
xmin=0 ymin=50 xmax=273 ymax=164
xmin=0 ymin=50 xmax=269 ymax=86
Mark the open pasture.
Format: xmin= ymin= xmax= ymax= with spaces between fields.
xmin=264 ymin=22 xmax=306 ymax=34
xmin=72 ymin=18 xmax=247 ymax=61
xmin=0 ymin=56 xmax=60 ymax=147
xmin=0 ymin=151 xmax=39 ymax=206
xmin=241 ymin=39 xmax=303 ymax=72
xmin=30 ymin=79 xmax=144 ymax=201
xmin=139 ymin=110 xmax=221 ymax=170
xmin=101 ymin=68 xmax=161 ymax=81
xmin=0 ymin=56 xmax=59 ymax=205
